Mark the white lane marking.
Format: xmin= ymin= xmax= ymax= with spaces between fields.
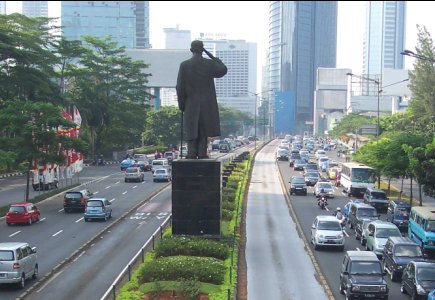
xmin=115 ymin=181 xmax=120 ymax=184
xmin=356 ymin=247 xmax=361 ymax=251
xmin=325 ymin=206 xmax=330 ymax=211
xmin=58 ymin=208 xmax=64 ymax=212
xmin=9 ymin=231 xmax=21 ymax=237
xmin=40 ymin=217 xmax=46 ymax=222
xmin=36 ymin=269 xmax=65 ymax=293
xmin=105 ymin=186 xmax=111 ymax=189
xmin=122 ymin=191 xmax=127 ymax=195
xmin=52 ymin=230 xmax=63 ymax=237
xmin=75 ymin=217 xmax=84 ymax=223
xmin=343 ymin=230 xmax=349 ymax=237
xmin=141 ymin=181 xmax=146 ymax=184
xmin=133 ymin=185 xmax=138 ymax=189
xmin=109 ymin=198 xmax=115 ymax=203
xmin=93 ymin=191 xmax=99 ymax=195
xmin=73 ymin=251 xmax=85 ymax=262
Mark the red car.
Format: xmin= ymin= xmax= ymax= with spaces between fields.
xmin=6 ymin=202 xmax=40 ymax=226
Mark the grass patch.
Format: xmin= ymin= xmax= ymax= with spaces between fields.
xmin=379 ymin=180 xmax=411 ymax=202
xmin=139 ymin=281 xmax=221 ymax=296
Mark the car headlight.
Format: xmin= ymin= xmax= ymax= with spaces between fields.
xmin=351 ymin=285 xmax=360 ymax=292
xmin=337 ymin=233 xmax=344 ymax=239
xmin=416 ymin=284 xmax=426 ymax=294
xmin=380 ymin=285 xmax=387 ymax=292
xmin=319 ymin=235 xmax=324 ymax=239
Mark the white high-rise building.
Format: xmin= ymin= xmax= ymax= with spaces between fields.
xmin=362 ymin=1 xmax=406 ymax=77
xmin=201 ymin=38 xmax=257 ymax=116
xmin=22 ymin=1 xmax=48 ymax=17
xmin=0 ymin=1 xmax=6 ymax=14
xmin=164 ymin=26 xmax=191 ymax=50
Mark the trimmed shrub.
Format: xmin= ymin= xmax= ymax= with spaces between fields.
xmin=138 ymin=256 xmax=226 ymax=285
xmin=222 ymin=209 xmax=233 ymax=221
xmin=155 ymin=237 xmax=229 ymax=260
xmin=222 ymin=200 xmax=235 ymax=211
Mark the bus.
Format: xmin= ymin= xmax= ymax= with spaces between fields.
xmin=340 ymin=162 xmax=376 ymax=197
xmin=408 ymin=206 xmax=435 ymax=252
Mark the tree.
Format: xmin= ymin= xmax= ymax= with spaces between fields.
xmin=328 ymin=113 xmax=374 ymax=139
xmin=142 ymin=106 xmax=181 ymax=148
xmin=0 ymin=100 xmax=86 ymax=201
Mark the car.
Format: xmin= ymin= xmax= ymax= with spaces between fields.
xmin=135 ymin=160 xmax=151 ymax=172
xmin=339 ymin=251 xmax=389 ymax=300
xmin=289 ymin=176 xmax=308 ymax=196
xmin=6 ymin=202 xmax=40 ymax=226
xmin=124 ymin=166 xmax=144 ymax=182
xmin=153 ymin=168 xmax=172 ymax=182
xmin=317 ymin=156 xmax=329 ymax=169
xmin=363 ymin=187 xmax=389 ymax=213
xmin=347 ymin=202 xmax=379 ymax=230
xmin=289 ymin=153 xmax=302 ymax=167
xmin=0 ymin=242 xmax=38 ymax=288
xmin=401 ymin=261 xmax=435 ymax=299
xmin=383 ymin=236 xmax=424 ymax=282
xmin=164 ymin=151 xmax=176 ymax=163
xmin=151 ymin=159 xmax=169 ymax=173
xmin=293 ymin=159 xmax=306 ymax=171
xmin=310 ymin=215 xmax=345 ymax=251
xmin=315 ymin=149 xmax=327 ymax=159
xmin=63 ymin=189 xmax=93 ymax=213
xmin=313 ymin=181 xmax=335 ymax=198
xmin=276 ymin=148 xmax=289 ymax=161
xmin=365 ymin=220 xmax=402 ymax=257
xmin=355 ymin=219 xmax=372 ymax=245
xmin=120 ymin=158 xmax=136 ymax=171
xmin=84 ymin=198 xmax=112 ymax=222
xmin=179 ymin=145 xmax=188 ymax=157
xmin=303 ymin=163 xmax=318 ymax=175
xmin=326 ymin=166 xmax=339 ymax=180
xmin=386 ymin=200 xmax=411 ymax=231
xmin=428 ymin=289 xmax=435 ymax=300
xmin=304 ymin=172 xmax=320 ymax=186
xmin=219 ymin=143 xmax=230 ymax=153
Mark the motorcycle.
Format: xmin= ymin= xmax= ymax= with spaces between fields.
xmin=318 ymin=196 xmax=328 ymax=210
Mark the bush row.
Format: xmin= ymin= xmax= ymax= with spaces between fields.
xmin=155 ymin=236 xmax=229 ymax=260
xmin=138 ymin=256 xmax=226 ymax=285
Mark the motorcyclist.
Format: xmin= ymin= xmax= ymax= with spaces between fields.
xmin=335 ymin=207 xmax=346 ymax=227
xmin=317 ymin=188 xmax=328 ymax=207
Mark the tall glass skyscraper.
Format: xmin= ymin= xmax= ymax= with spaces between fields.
xmin=61 ymin=1 xmax=150 ymax=49
xmin=269 ymin=1 xmax=337 ymax=134
xmin=22 ymin=1 xmax=48 ymax=17
xmin=362 ymin=1 xmax=406 ymax=77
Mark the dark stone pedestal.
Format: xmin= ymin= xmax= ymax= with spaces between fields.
xmin=172 ymin=159 xmax=221 ymax=237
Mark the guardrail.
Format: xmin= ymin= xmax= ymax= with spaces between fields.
xmin=100 ymin=215 xmax=172 ymax=300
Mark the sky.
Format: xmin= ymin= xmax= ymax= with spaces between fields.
xmin=5 ymin=1 xmax=435 ymax=92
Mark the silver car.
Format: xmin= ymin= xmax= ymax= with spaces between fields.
xmin=84 ymin=198 xmax=112 ymax=222
xmin=313 ymin=181 xmax=335 ymax=198
xmin=153 ymin=168 xmax=172 ymax=182
xmin=0 ymin=242 xmax=38 ymax=288
xmin=311 ymin=215 xmax=345 ymax=251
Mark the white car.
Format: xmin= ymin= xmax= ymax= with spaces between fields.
xmin=314 ymin=181 xmax=335 ymax=198
xmin=153 ymin=168 xmax=172 ymax=182
xmin=315 ymin=150 xmax=327 ymax=159
xmin=311 ymin=215 xmax=345 ymax=251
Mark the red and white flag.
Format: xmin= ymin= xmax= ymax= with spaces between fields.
xmin=73 ymin=106 xmax=82 ymax=126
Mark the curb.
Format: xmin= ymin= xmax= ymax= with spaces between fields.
xmin=0 ymin=172 xmax=24 ymax=179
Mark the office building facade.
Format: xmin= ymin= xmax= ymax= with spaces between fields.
xmin=362 ymin=1 xmax=406 ymax=77
xmin=268 ymin=1 xmax=337 ymax=134
xmin=61 ymin=1 xmax=150 ymax=49
xmin=0 ymin=1 xmax=6 ymax=14
xmin=22 ymin=1 xmax=48 ymax=17
xmin=202 ymin=38 xmax=257 ymax=116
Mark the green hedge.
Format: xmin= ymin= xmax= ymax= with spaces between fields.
xmin=155 ymin=237 xmax=229 ymax=260
xmin=222 ymin=200 xmax=235 ymax=211
xmin=138 ymin=256 xmax=226 ymax=285
xmin=222 ymin=209 xmax=233 ymax=221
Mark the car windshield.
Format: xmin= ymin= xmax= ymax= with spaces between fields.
xmin=350 ymin=261 xmax=381 ymax=275
xmin=375 ymin=228 xmax=401 ymax=238
xmin=318 ymin=221 xmax=342 ymax=231
xmin=417 ymin=267 xmax=435 ymax=281
xmin=65 ymin=193 xmax=82 ymax=199
xmin=351 ymin=168 xmax=376 ymax=183
xmin=357 ymin=208 xmax=377 ymax=217
xmin=87 ymin=201 xmax=103 ymax=207
xmin=0 ymin=250 xmax=14 ymax=261
xmin=425 ymin=220 xmax=435 ymax=232
xmin=394 ymin=245 xmax=423 ymax=257
xmin=295 ymin=159 xmax=305 ymax=164
xmin=137 ymin=161 xmax=147 ymax=164
xmin=306 ymin=172 xmax=319 ymax=178
xmin=153 ymin=161 xmax=163 ymax=166
xmin=9 ymin=206 xmax=25 ymax=212
xmin=317 ymin=183 xmax=332 ymax=189
xmin=292 ymin=177 xmax=305 ymax=184
xmin=371 ymin=192 xmax=387 ymax=199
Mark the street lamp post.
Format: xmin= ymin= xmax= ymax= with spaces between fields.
xmin=401 ymin=49 xmax=435 ymax=63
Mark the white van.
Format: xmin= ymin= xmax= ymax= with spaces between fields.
xmin=151 ymin=159 xmax=169 ymax=173
xmin=133 ymin=154 xmax=148 ymax=161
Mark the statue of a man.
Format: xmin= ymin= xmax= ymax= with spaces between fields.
xmin=176 ymin=40 xmax=228 ymax=159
